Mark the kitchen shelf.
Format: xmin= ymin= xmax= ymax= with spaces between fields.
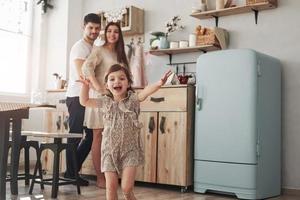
xmin=149 ymin=45 xmax=220 ymax=64
xmin=98 ymin=6 xmax=144 ymax=36
xmin=46 ymin=89 xmax=66 ymax=93
xmin=190 ymin=1 xmax=277 ymax=26
xmin=149 ymin=45 xmax=220 ymax=56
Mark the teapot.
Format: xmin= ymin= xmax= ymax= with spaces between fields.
xmin=178 ymin=73 xmax=196 ymax=85
xmin=178 ymin=75 xmax=189 ymax=84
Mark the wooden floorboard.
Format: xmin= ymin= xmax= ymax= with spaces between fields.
xmin=6 ymin=180 xmax=300 ymax=200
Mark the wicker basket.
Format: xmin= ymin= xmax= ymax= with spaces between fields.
xmin=196 ymin=29 xmax=220 ymax=47
xmin=246 ymin=0 xmax=268 ymax=5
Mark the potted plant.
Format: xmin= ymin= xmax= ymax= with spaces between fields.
xmin=52 ymin=73 xmax=65 ymax=89
xmin=150 ymin=31 xmax=166 ymax=50
xmin=160 ymin=15 xmax=185 ymax=49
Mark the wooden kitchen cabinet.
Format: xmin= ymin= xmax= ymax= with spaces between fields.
xmin=41 ymin=90 xmax=68 ymax=174
xmin=136 ymin=85 xmax=195 ymax=190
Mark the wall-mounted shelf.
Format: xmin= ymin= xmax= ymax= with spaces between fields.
xmin=46 ymin=89 xmax=66 ymax=93
xmin=149 ymin=45 xmax=220 ymax=55
xmin=149 ymin=45 xmax=220 ymax=64
xmin=190 ymin=0 xmax=277 ymax=26
xmin=98 ymin=6 xmax=144 ymax=36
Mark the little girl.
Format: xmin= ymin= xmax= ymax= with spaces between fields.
xmin=79 ymin=64 xmax=171 ymax=200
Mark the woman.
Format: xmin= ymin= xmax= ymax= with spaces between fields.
xmin=82 ymin=21 xmax=129 ymax=188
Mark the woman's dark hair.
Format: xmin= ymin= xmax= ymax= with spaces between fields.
xmin=105 ymin=64 xmax=133 ymax=92
xmin=104 ymin=22 xmax=129 ymax=68
xmin=83 ymin=13 xmax=101 ymax=25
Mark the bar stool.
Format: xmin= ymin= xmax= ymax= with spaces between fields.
xmin=25 ymin=131 xmax=82 ymax=199
xmin=6 ymin=133 xmax=43 ymax=187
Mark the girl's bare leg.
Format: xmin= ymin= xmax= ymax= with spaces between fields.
xmin=121 ymin=166 xmax=137 ymax=200
xmin=91 ymin=128 xmax=106 ymax=188
xmin=105 ymin=171 xmax=119 ymax=200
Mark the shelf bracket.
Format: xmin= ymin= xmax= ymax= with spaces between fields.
xmin=168 ymin=54 xmax=173 ymax=65
xmin=252 ymin=9 xmax=259 ymax=24
xmin=199 ymin=49 xmax=207 ymax=54
xmin=212 ymin=15 xmax=219 ymax=27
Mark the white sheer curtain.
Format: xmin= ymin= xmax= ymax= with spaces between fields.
xmin=0 ymin=0 xmax=33 ymax=94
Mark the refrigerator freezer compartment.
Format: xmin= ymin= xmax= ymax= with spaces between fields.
xmin=194 ymin=160 xmax=257 ymax=189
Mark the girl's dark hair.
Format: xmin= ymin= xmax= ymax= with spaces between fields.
xmin=83 ymin=13 xmax=101 ymax=25
xmin=104 ymin=22 xmax=129 ymax=68
xmin=105 ymin=64 xmax=133 ymax=92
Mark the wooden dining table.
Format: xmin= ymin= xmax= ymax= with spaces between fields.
xmin=0 ymin=102 xmax=55 ymax=200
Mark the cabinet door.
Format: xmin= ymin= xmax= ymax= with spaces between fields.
xmin=157 ymin=112 xmax=188 ymax=186
xmin=135 ymin=112 xmax=157 ymax=183
xmin=41 ymin=110 xmax=68 ymax=174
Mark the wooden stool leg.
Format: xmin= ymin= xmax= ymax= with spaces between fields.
xmin=29 ymin=146 xmax=42 ymax=194
xmin=24 ymin=145 xmax=30 ymax=185
xmin=37 ymin=159 xmax=44 ymax=190
xmin=32 ymin=142 xmax=44 ymax=190
xmin=70 ymin=143 xmax=81 ymax=195
xmin=51 ymin=146 xmax=60 ymax=199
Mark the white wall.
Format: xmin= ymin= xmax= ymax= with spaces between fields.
xmin=66 ymin=0 xmax=83 ymax=78
xmin=32 ymin=0 xmax=83 ymax=90
xmin=41 ymin=0 xmax=300 ymax=189
xmin=44 ymin=0 xmax=69 ymax=88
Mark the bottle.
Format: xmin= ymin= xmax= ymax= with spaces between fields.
xmin=216 ymin=0 xmax=225 ymax=10
xmin=189 ymin=34 xmax=196 ymax=47
xmin=199 ymin=0 xmax=207 ymax=11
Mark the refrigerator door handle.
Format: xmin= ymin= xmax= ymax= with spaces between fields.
xmin=196 ymin=98 xmax=202 ymax=111
xmin=196 ymin=86 xmax=204 ymax=111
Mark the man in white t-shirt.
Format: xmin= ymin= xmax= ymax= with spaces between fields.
xmin=65 ymin=13 xmax=101 ymax=186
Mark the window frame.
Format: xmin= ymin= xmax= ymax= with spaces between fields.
xmin=0 ymin=0 xmax=33 ymax=101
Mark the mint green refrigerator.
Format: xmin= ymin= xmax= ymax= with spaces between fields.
xmin=194 ymin=49 xmax=281 ymax=199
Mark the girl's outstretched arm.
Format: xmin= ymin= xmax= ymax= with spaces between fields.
xmin=138 ymin=70 xmax=172 ymax=102
xmin=78 ymin=77 xmax=98 ymax=107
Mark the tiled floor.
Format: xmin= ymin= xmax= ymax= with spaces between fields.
xmin=6 ymin=180 xmax=300 ymax=200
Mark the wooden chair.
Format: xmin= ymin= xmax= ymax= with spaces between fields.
xmin=6 ymin=132 xmax=42 ymax=187
xmin=25 ymin=131 xmax=82 ymax=199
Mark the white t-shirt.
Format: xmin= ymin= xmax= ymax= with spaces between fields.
xmin=66 ymin=39 xmax=92 ymax=97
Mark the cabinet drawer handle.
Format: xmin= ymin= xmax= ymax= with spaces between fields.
xmin=148 ymin=116 xmax=155 ymax=134
xmin=160 ymin=116 xmax=166 ymax=134
xmin=63 ymin=115 xmax=69 ymax=130
xmin=150 ymin=97 xmax=165 ymax=103
xmin=56 ymin=116 xmax=61 ymax=130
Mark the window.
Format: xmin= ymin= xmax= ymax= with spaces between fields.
xmin=0 ymin=0 xmax=33 ymax=95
